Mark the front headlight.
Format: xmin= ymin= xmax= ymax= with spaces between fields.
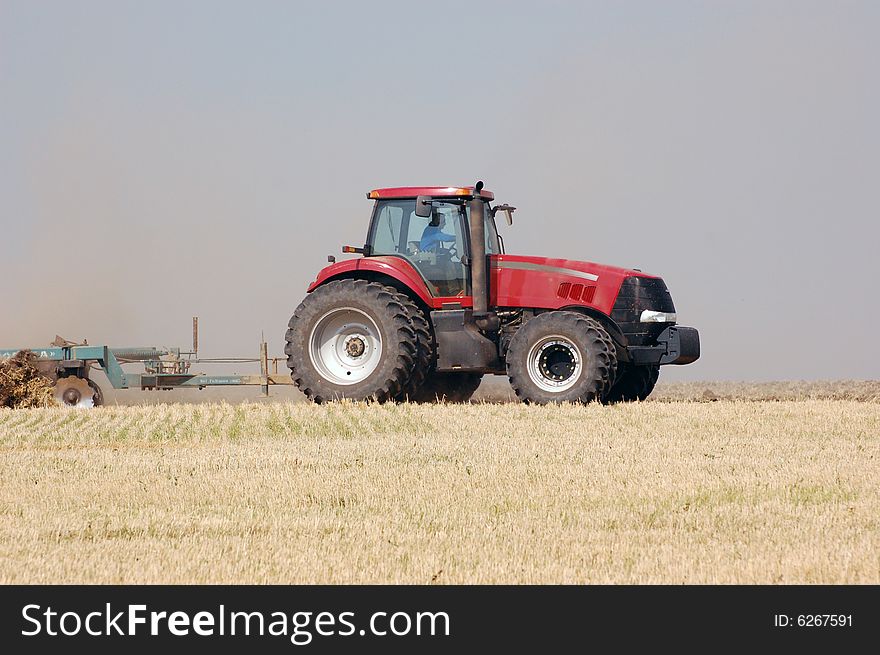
xmin=640 ymin=310 xmax=677 ymax=323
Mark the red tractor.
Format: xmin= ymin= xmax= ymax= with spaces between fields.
xmin=285 ymin=182 xmax=699 ymax=404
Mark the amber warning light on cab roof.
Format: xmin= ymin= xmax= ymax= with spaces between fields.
xmin=367 ymin=186 xmax=495 ymax=201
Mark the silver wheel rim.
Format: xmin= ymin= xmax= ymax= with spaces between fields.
xmin=526 ymin=335 xmax=582 ymax=393
xmin=309 ymin=307 xmax=383 ymax=385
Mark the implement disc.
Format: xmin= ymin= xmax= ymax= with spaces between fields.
xmin=53 ymin=377 xmax=97 ymax=408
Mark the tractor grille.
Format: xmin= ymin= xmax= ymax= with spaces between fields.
xmin=612 ymin=276 xmax=676 ymax=346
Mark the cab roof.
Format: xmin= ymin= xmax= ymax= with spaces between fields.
xmin=367 ymin=186 xmax=495 ymax=201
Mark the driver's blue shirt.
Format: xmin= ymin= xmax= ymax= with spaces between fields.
xmin=419 ymin=226 xmax=456 ymax=252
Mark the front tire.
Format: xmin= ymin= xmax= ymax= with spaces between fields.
xmin=506 ymin=311 xmax=617 ymax=404
xmin=602 ymin=365 xmax=659 ymax=404
xmin=284 ymin=280 xmax=418 ymax=403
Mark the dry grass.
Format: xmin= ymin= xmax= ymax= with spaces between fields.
xmin=649 ymin=379 xmax=880 ymax=403
xmin=472 ymin=377 xmax=880 ymax=404
xmin=0 ymin=400 xmax=878 ymax=584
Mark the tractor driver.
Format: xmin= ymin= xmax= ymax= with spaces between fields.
xmin=419 ymin=211 xmax=457 ymax=254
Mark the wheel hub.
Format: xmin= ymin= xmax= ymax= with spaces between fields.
xmin=344 ymin=336 xmax=366 ymax=358
xmin=539 ymin=344 xmax=576 ymax=382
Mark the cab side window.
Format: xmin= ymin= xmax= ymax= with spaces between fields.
xmin=370 ymin=202 xmax=407 ymax=255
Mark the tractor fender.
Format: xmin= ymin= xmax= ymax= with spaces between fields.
xmin=556 ymin=305 xmax=627 ymax=346
xmin=307 ymin=256 xmax=434 ymax=307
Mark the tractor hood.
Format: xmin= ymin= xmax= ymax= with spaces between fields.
xmin=494 ymin=255 xmax=651 ymax=280
xmin=490 ymin=254 xmax=660 ymax=316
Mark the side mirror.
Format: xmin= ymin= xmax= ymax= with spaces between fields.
xmin=492 ymin=204 xmax=516 ymax=226
xmin=415 ymin=195 xmax=432 ymax=218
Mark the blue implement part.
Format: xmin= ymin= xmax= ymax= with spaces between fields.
xmin=0 ymin=346 xmax=291 ymax=391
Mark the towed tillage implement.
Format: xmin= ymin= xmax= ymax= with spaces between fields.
xmin=0 ymin=319 xmax=289 ymax=407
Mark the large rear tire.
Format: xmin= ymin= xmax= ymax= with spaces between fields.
xmin=602 ymin=365 xmax=659 ymax=404
xmin=391 ymin=292 xmax=434 ymax=402
xmin=407 ymin=372 xmax=483 ymax=403
xmin=284 ymin=280 xmax=418 ymax=403
xmin=506 ymin=311 xmax=617 ymax=404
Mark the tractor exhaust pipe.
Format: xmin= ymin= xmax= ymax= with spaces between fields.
xmin=469 ymin=181 xmax=499 ymax=332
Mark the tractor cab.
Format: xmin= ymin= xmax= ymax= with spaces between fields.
xmin=364 ymin=186 xmax=502 ymax=298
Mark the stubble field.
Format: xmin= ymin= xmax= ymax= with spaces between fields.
xmin=1 ymin=389 xmax=878 ymax=584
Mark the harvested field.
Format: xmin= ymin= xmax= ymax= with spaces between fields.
xmin=92 ymin=377 xmax=880 ymax=406
xmin=473 ymin=378 xmax=880 ymax=404
xmin=1 ymin=399 xmax=877 ymax=584
xmin=648 ymin=380 xmax=880 ymax=403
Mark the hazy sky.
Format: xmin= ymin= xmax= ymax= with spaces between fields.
xmin=1 ymin=1 xmax=878 ymax=381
